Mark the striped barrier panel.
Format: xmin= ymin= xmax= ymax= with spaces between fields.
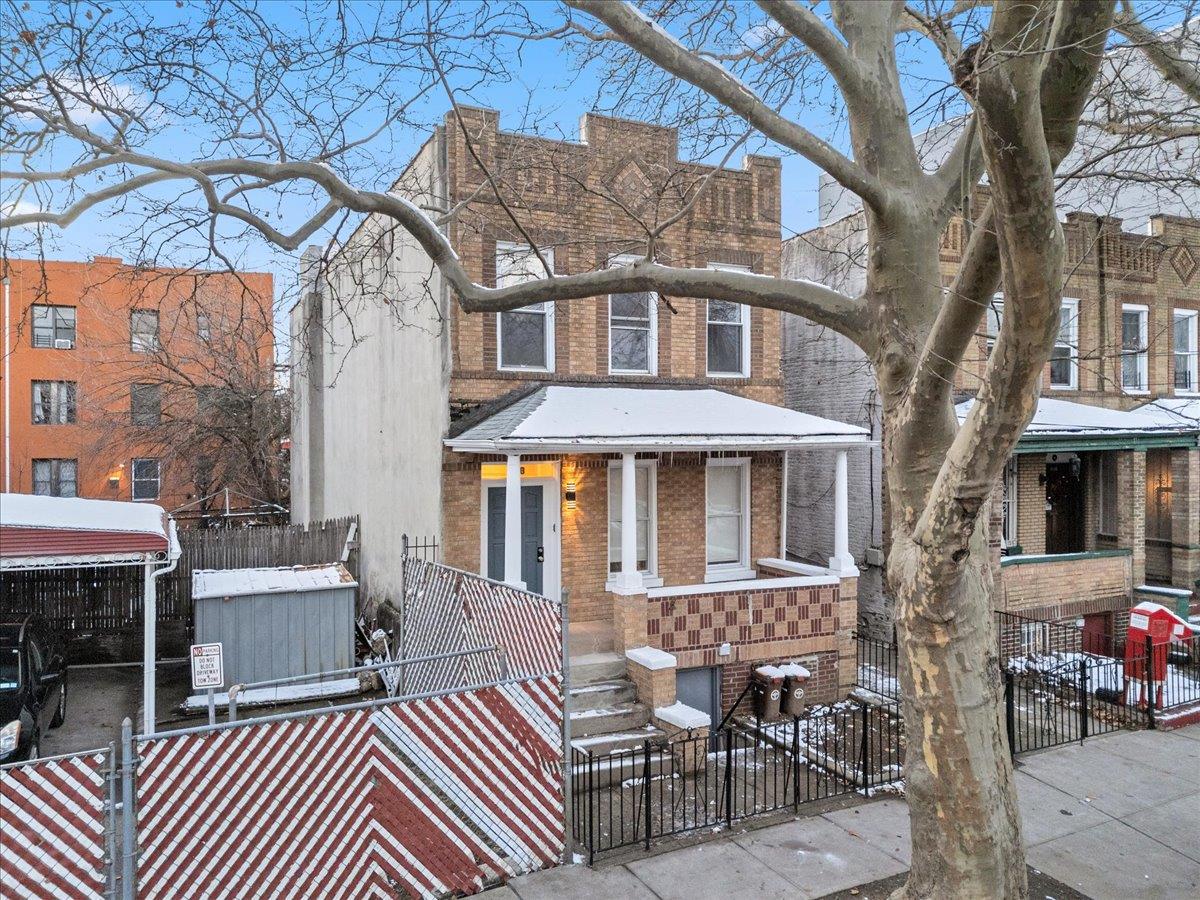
xmin=135 ymin=675 xmax=564 ymax=899
xmin=0 ymin=750 xmax=109 ymax=900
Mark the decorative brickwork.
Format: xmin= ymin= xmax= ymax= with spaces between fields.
xmin=999 ymin=553 xmax=1133 ymax=620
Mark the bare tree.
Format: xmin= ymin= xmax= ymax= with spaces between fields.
xmin=3 ymin=1 xmax=1194 ymax=895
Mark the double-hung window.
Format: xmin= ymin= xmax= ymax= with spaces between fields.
xmin=131 ymin=309 xmax=161 ymax=353
xmin=1174 ymin=309 xmax=1198 ymax=394
xmin=1001 ymin=458 xmax=1018 ymax=550
xmin=496 ymin=244 xmax=554 ymax=371
xmin=33 ymin=459 xmax=77 ymax=497
xmin=607 ymin=461 xmax=657 ymax=581
xmin=1049 ymin=298 xmax=1079 ymax=389
xmin=608 ymin=256 xmax=656 ymax=375
xmin=706 ymin=263 xmax=750 ymax=377
xmin=197 ymin=311 xmax=212 ymax=343
xmin=1121 ymin=304 xmax=1149 ymax=393
xmin=31 ymin=381 xmax=76 ymax=424
xmin=1097 ymin=453 xmax=1117 ymax=535
xmin=706 ymin=458 xmax=751 ymax=579
xmin=131 ymin=383 xmax=162 ymax=426
xmin=131 ymin=458 xmax=161 ymax=501
xmin=32 ymin=305 xmax=76 ymax=349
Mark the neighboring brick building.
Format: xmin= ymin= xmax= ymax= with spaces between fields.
xmin=784 ymin=207 xmax=1200 ymax=645
xmin=1 ymin=256 xmax=275 ymax=512
xmin=291 ymin=108 xmax=874 ymax=738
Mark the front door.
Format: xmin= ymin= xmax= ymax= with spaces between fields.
xmin=486 ymin=485 xmax=544 ymax=594
xmin=1045 ymin=462 xmax=1084 ymax=554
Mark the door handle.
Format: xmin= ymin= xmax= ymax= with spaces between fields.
xmin=536 ymin=546 xmax=545 ymax=563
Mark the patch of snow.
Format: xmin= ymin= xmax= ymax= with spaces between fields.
xmin=192 ymin=563 xmax=357 ymax=599
xmin=956 ymin=396 xmax=1195 ymax=436
xmin=777 ymin=663 xmax=811 ymax=679
xmin=0 ymin=492 xmax=168 ymax=537
xmin=654 ymin=702 xmax=711 ymax=730
xmin=626 ymin=646 xmax=676 ymax=671
xmin=183 ymin=676 xmax=361 ymax=710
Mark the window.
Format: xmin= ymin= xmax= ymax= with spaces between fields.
xmin=706 ymin=262 xmax=751 ymax=377
xmin=607 ymin=461 xmax=656 ymax=577
xmin=31 ymin=381 xmax=76 ymax=424
xmin=1097 ymin=453 xmax=1117 ymax=535
xmin=1001 ymin=458 xmax=1018 ymax=550
xmin=1121 ymin=304 xmax=1148 ymax=392
xmin=130 ymin=309 xmax=160 ymax=353
xmin=1020 ymin=621 xmax=1049 ymax=656
xmin=130 ymin=383 xmax=162 ymax=426
xmin=984 ymin=295 xmax=1003 ymax=353
xmin=1049 ymin=298 xmax=1079 ymax=389
xmin=31 ymin=305 xmax=76 ymax=349
xmin=496 ymin=244 xmax=555 ymax=371
xmin=706 ymin=458 xmax=750 ymax=576
xmin=32 ymin=459 xmax=77 ymax=497
xmin=197 ymin=312 xmax=212 ymax=342
xmin=131 ymin=458 xmax=161 ymax=501
xmin=1175 ymin=309 xmax=1198 ymax=394
xmin=608 ymin=256 xmax=656 ymax=374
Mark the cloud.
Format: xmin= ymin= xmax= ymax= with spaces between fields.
xmin=10 ymin=75 xmax=144 ymax=127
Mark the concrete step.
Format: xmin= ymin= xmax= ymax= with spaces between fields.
xmin=569 ymin=702 xmax=651 ymax=737
xmin=570 ymin=723 xmax=668 ymax=756
xmin=571 ymin=748 xmax=673 ymax=789
xmin=568 ymin=679 xmax=636 ymax=711
xmin=569 ymin=651 xmax=626 ymax=685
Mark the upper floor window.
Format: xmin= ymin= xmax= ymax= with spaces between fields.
xmin=197 ymin=312 xmax=212 ymax=343
xmin=131 ymin=383 xmax=162 ymax=426
xmin=496 ymin=244 xmax=554 ymax=372
xmin=706 ymin=263 xmax=750 ymax=377
xmin=33 ymin=458 xmax=77 ymax=497
xmin=131 ymin=309 xmax=160 ymax=353
xmin=132 ymin=458 xmax=161 ymax=501
xmin=31 ymin=381 xmax=76 ymax=425
xmin=1174 ymin=309 xmax=1198 ymax=395
xmin=1049 ymin=298 xmax=1079 ymax=390
xmin=607 ymin=461 xmax=656 ymax=577
xmin=1001 ymin=458 xmax=1017 ymax=550
xmin=32 ymin=305 xmax=76 ymax=349
xmin=706 ymin=457 xmax=750 ymax=578
xmin=1121 ymin=304 xmax=1148 ymax=393
xmin=608 ymin=256 xmax=657 ymax=375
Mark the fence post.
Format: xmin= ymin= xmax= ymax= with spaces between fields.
xmin=723 ymin=728 xmax=733 ymax=830
xmin=1004 ymin=670 xmax=1016 ymax=758
xmin=642 ymin=739 xmax=653 ymax=851
xmin=559 ymin=589 xmax=574 ymax=864
xmin=120 ymin=718 xmax=136 ymax=900
xmin=858 ymin=702 xmax=870 ymax=790
xmin=791 ymin=715 xmax=801 ymax=812
xmin=1078 ymin=657 xmax=1089 ymax=743
xmin=1145 ymin=635 xmax=1156 ymax=730
xmin=105 ymin=741 xmax=118 ymax=899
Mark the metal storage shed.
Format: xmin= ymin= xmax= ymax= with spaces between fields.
xmin=191 ymin=563 xmax=357 ymax=687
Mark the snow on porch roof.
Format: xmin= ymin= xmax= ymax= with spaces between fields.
xmin=446 ymin=386 xmax=872 ymax=453
xmin=955 ymin=396 xmax=1200 ymax=446
xmin=0 ymin=493 xmax=174 ymax=569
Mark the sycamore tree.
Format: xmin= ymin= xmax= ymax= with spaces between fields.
xmin=3 ymin=1 xmax=1197 ymax=895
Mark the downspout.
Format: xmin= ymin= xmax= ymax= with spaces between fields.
xmin=142 ymin=520 xmax=181 ymax=736
xmin=3 ymin=274 xmax=10 ymax=492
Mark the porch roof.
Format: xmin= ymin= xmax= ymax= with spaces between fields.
xmin=955 ymin=396 xmax=1200 ymax=453
xmin=446 ymin=385 xmax=872 ymax=453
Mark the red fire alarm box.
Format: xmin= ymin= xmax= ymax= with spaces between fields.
xmin=1124 ymin=601 xmax=1198 ymax=709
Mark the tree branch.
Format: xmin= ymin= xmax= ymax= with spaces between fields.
xmin=754 ymin=1 xmax=864 ymax=95
xmin=1116 ymin=2 xmax=1200 ymax=104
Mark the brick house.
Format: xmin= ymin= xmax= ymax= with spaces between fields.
xmin=784 ymin=207 xmax=1200 ymax=648
xmin=290 ymin=108 xmax=874 ymax=742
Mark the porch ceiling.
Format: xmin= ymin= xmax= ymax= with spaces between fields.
xmin=444 ymin=385 xmax=874 ymax=454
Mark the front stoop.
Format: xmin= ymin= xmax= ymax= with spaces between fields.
xmin=568 ymin=645 xmax=667 ymax=755
xmin=1158 ymin=700 xmax=1200 ymax=729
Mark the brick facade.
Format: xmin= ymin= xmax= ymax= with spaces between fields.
xmin=999 ymin=552 xmax=1133 ymax=621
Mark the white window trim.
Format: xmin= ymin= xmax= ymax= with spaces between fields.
xmin=607 ymin=254 xmax=658 ymax=376
xmin=1002 ymin=458 xmax=1018 ymax=549
xmin=1121 ymin=303 xmax=1149 ymax=395
xmin=705 ymin=456 xmax=754 ymax=581
xmin=1174 ymin=308 xmax=1199 ymax=396
xmin=705 ymin=262 xmax=751 ymax=378
xmin=131 ymin=458 xmax=161 ymax=502
xmin=496 ymin=242 xmax=555 ymax=373
xmin=1097 ymin=452 xmax=1117 ymax=536
xmin=604 ymin=459 xmax=662 ymax=590
xmin=1049 ymin=297 xmax=1079 ymax=390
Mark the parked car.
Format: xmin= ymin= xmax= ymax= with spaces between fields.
xmin=0 ymin=615 xmax=68 ymax=764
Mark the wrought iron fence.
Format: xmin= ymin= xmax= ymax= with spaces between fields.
xmin=854 ymin=632 xmax=900 ymax=702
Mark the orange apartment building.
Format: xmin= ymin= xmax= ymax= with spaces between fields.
xmin=1 ymin=256 xmax=275 ymax=513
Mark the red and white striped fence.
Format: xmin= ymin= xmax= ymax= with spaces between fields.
xmin=0 ymin=750 xmax=110 ymax=900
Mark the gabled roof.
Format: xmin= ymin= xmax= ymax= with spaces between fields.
xmin=446 ymin=385 xmax=872 ymax=453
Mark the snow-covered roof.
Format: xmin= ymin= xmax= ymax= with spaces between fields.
xmin=1 ymin=493 xmax=169 ymax=537
xmin=955 ymin=396 xmax=1200 ymax=442
xmin=447 ymin=386 xmax=872 ymax=453
xmin=1138 ymin=397 xmax=1200 ymax=430
xmin=192 ymin=563 xmax=357 ymax=599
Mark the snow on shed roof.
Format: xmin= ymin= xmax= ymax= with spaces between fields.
xmin=447 ymin=386 xmax=871 ymax=452
xmin=192 ymin=563 xmax=357 ymax=599
xmin=955 ymin=396 xmax=1199 ymax=438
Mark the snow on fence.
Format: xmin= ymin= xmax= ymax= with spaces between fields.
xmin=400 ymin=557 xmax=562 ymax=693
xmin=135 ymin=676 xmax=564 ymax=899
xmin=0 ymin=749 xmax=112 ymax=900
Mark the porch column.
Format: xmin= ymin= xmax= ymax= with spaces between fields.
xmin=829 ymin=449 xmax=857 ymax=574
xmin=1172 ymin=448 xmax=1200 ymax=594
xmin=1116 ymin=449 xmax=1146 ymax=588
xmin=616 ymin=451 xmax=641 ymax=592
xmin=503 ymin=453 xmax=525 ymax=588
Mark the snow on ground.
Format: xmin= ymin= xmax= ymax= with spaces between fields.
xmin=183 ymin=676 xmax=362 ymax=710
xmin=1007 ymin=650 xmax=1200 ymax=708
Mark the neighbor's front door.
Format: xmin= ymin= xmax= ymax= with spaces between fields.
xmin=486 ymin=485 xmax=544 ymax=595
xmin=1045 ymin=462 xmax=1084 ymax=554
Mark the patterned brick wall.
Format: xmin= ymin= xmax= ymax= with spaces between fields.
xmin=998 ymin=552 xmax=1133 ymax=620
xmin=717 ymin=650 xmax=840 ymax=712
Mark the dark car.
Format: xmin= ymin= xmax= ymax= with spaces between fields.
xmin=0 ymin=616 xmax=68 ymax=764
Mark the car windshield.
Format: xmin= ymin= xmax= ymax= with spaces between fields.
xmin=0 ymin=648 xmax=18 ymax=691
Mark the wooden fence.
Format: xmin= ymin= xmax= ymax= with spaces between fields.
xmin=0 ymin=516 xmax=358 ymax=637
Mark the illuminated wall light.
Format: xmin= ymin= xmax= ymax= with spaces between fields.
xmin=564 ymin=480 xmax=577 ymax=510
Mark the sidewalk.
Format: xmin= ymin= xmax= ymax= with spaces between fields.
xmin=499 ymin=724 xmax=1200 ymax=900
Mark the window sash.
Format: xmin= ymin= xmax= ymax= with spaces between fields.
xmin=31 ymin=381 xmax=76 ymax=424
xmin=609 ymin=291 xmax=655 ymax=374
xmin=131 ymin=458 xmax=161 ymax=501
xmin=1001 ymin=458 xmax=1018 ymax=547
xmin=131 ymin=384 xmax=162 ymax=426
xmin=496 ymin=245 xmax=554 ymax=371
xmin=130 ymin=310 xmax=161 ymax=352
xmin=1098 ymin=453 xmax=1118 ymax=535
xmin=706 ymin=300 xmax=747 ymax=376
xmin=1175 ymin=311 xmax=1198 ymax=393
xmin=1121 ymin=307 xmax=1148 ymax=391
xmin=1049 ymin=300 xmax=1078 ymax=389
xmin=607 ymin=464 xmax=654 ymax=574
xmin=32 ymin=305 xmax=76 ymax=348
xmin=706 ymin=461 xmax=748 ymax=568
xmin=32 ymin=459 xmax=78 ymax=497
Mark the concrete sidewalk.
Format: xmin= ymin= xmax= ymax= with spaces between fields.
xmin=498 ymin=724 xmax=1200 ymax=900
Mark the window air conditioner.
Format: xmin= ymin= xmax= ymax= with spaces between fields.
xmin=54 ymin=338 xmax=74 ymax=350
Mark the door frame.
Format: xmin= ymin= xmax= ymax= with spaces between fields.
xmin=480 ymin=462 xmax=561 ymax=602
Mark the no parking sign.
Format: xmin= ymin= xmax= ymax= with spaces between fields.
xmin=190 ymin=642 xmax=225 ymax=691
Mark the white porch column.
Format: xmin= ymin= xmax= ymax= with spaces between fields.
xmin=616 ymin=451 xmax=641 ymax=592
xmin=503 ymin=453 xmax=525 ymax=588
xmin=142 ymin=561 xmax=156 ymax=736
xmin=829 ymin=449 xmax=857 ymax=574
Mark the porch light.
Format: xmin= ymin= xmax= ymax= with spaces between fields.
xmin=565 ymin=480 xmax=577 ymax=509
xmin=107 ymin=465 xmax=123 ymax=488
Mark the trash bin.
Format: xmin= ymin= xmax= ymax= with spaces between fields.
xmin=752 ymin=666 xmax=784 ymax=720
xmin=779 ymin=663 xmax=811 ymax=717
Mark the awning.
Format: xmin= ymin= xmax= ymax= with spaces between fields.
xmin=0 ymin=493 xmax=179 ymax=570
xmin=445 ymin=386 xmax=873 ymax=453
xmin=955 ymin=396 xmax=1200 ymax=453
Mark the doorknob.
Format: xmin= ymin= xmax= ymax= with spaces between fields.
xmin=536 ymin=546 xmax=545 ymax=563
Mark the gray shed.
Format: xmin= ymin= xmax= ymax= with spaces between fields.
xmin=191 ymin=563 xmax=357 ymax=687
